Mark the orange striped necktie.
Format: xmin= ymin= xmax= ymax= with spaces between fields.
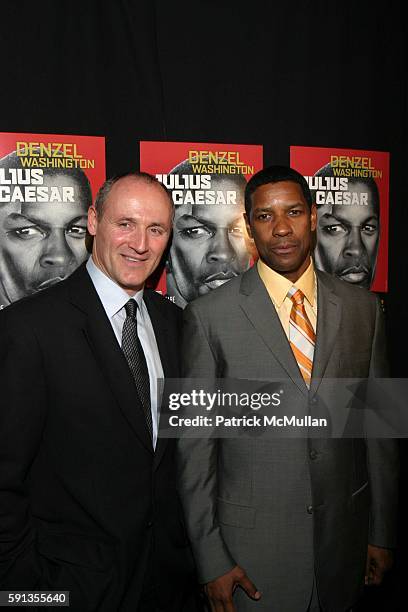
xmin=288 ymin=286 xmax=315 ymax=388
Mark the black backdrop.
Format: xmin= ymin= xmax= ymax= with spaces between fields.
xmin=2 ymin=1 xmax=407 ymax=609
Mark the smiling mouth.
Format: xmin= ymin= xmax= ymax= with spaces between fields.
xmin=122 ymin=255 xmax=148 ymax=264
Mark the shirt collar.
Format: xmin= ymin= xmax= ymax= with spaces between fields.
xmin=257 ymin=258 xmax=316 ymax=307
xmin=86 ymin=257 xmax=144 ymax=319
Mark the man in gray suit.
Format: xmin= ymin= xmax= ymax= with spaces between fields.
xmin=177 ymin=166 xmax=397 ymax=611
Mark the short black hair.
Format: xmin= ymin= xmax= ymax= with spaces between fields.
xmin=245 ymin=165 xmax=312 ymax=217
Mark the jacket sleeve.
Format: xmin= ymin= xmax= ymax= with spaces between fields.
xmin=176 ymin=302 xmax=236 ymax=583
xmin=366 ymin=297 xmax=399 ymax=548
xmin=0 ymin=311 xmax=47 ymax=588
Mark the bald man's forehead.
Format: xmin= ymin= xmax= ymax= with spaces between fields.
xmin=108 ymin=176 xmax=172 ymax=206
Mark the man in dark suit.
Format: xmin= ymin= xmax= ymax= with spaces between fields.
xmin=0 ymin=172 xmax=198 ymax=611
xmin=177 ymin=166 xmax=398 ymax=611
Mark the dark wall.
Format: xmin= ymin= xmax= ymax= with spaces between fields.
xmin=2 ymin=1 xmax=406 ymax=609
xmin=3 ymin=0 xmax=405 ymax=366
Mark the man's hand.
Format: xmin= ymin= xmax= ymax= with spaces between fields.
xmin=204 ymin=565 xmax=261 ymax=612
xmin=365 ymin=544 xmax=393 ymax=586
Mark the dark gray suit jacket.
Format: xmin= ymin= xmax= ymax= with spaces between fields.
xmin=177 ymin=266 xmax=398 ymax=612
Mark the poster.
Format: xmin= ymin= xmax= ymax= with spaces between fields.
xmin=290 ymin=146 xmax=389 ymax=292
xmin=0 ymin=132 xmax=105 ymax=308
xmin=140 ymin=141 xmax=263 ymax=306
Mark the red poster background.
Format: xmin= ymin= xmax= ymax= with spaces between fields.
xmin=0 ymin=132 xmax=105 ymax=199
xmin=290 ymin=145 xmax=389 ymax=292
xmin=140 ymin=141 xmax=263 ymax=295
xmin=0 ymin=132 xmax=105 ymax=308
xmin=140 ymin=141 xmax=262 ymax=181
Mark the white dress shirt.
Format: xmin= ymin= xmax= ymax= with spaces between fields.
xmin=86 ymin=257 xmax=163 ymax=448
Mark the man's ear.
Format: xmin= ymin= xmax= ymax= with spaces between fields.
xmin=310 ymin=203 xmax=317 ymax=232
xmin=87 ymin=206 xmax=98 ymax=237
xmin=166 ymin=250 xmax=173 ymax=273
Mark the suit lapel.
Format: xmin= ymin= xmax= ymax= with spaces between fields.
xmin=144 ymin=291 xmax=177 ymax=468
xmin=66 ymin=265 xmax=153 ymax=454
xmin=143 ymin=291 xmax=178 ymax=379
xmin=310 ymin=271 xmax=342 ymax=397
xmin=239 ymin=267 xmax=308 ymax=397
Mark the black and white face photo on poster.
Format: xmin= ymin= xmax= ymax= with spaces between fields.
xmin=0 ymin=150 xmax=92 ymax=308
xmin=310 ymin=163 xmax=380 ymax=290
xmin=163 ymin=160 xmax=252 ymax=308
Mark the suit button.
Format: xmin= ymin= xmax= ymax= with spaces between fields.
xmin=310 ymin=398 xmax=317 ymax=405
xmin=307 ymin=505 xmax=313 ymax=514
xmin=309 ymin=449 xmax=318 ymax=460
xmin=146 ymin=520 xmax=153 ymax=528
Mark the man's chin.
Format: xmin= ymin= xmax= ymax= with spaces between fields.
xmin=2 ymin=281 xmax=38 ymax=303
xmin=197 ymin=283 xmax=211 ymax=296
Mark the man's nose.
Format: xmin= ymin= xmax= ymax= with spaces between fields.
xmin=273 ymin=215 xmax=292 ymax=236
xmin=343 ymin=227 xmax=364 ymax=259
xmin=206 ymin=229 xmax=235 ymax=263
xmin=39 ymin=230 xmax=73 ymax=267
xmin=129 ymin=227 xmax=148 ymax=252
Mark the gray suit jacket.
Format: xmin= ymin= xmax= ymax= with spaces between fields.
xmin=177 ymin=266 xmax=398 ymax=612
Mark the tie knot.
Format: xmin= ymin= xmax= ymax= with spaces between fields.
xmin=125 ymin=299 xmax=138 ymax=318
xmin=288 ymin=287 xmax=305 ymax=305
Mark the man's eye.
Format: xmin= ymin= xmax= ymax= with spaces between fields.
xmin=179 ymin=226 xmax=212 ymax=239
xmin=229 ymin=226 xmax=244 ymax=235
xmin=361 ymin=224 xmax=378 ymax=235
xmin=150 ymin=226 xmax=165 ymax=236
xmin=288 ymin=209 xmax=302 ymax=216
xmin=67 ymin=225 xmax=87 ymax=237
xmin=256 ymin=213 xmax=271 ymax=221
xmin=322 ymin=224 xmax=347 ymax=235
xmin=8 ymin=226 xmax=45 ymax=240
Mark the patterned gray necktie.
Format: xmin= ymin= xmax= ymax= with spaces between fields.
xmin=121 ymin=299 xmax=153 ymax=442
